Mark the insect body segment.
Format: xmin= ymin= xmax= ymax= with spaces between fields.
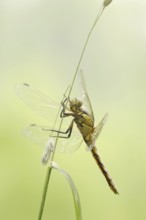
xmin=61 ymin=98 xmax=95 ymax=148
xmin=74 ymin=111 xmax=94 ymax=147
xmin=91 ymin=147 xmax=119 ymax=194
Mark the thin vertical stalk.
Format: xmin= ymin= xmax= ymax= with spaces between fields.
xmin=68 ymin=4 xmax=105 ymax=98
xmin=37 ymin=2 xmax=107 ymax=220
xmin=38 ymin=167 xmax=52 ymax=220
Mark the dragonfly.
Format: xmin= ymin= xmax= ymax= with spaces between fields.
xmin=16 ymin=71 xmax=119 ymax=194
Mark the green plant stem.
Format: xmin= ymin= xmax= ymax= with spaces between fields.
xmin=38 ymin=167 xmax=52 ymax=220
xmin=37 ymin=3 xmax=106 ymax=220
xmin=68 ymin=4 xmax=105 ymax=98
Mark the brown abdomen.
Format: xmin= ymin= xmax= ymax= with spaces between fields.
xmin=91 ymin=146 xmax=119 ymax=194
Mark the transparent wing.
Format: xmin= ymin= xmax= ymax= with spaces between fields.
xmin=78 ymin=69 xmax=94 ymax=122
xmin=57 ymin=126 xmax=83 ymax=154
xmin=22 ymin=122 xmax=83 ymax=154
xmin=15 ymin=83 xmax=58 ymax=120
xmin=22 ymin=123 xmax=52 ymax=147
xmin=92 ymin=113 xmax=108 ymax=142
xmin=86 ymin=113 xmax=108 ymax=151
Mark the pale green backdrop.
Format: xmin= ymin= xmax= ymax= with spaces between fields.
xmin=0 ymin=0 xmax=146 ymax=219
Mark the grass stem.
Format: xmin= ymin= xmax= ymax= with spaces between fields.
xmin=38 ymin=167 xmax=52 ymax=220
xmin=37 ymin=2 xmax=108 ymax=219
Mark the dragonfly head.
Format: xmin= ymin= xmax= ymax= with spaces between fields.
xmin=69 ymin=98 xmax=83 ymax=112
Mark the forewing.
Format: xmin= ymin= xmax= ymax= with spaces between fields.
xmin=15 ymin=83 xmax=58 ymax=120
xmin=78 ymin=69 xmax=94 ymax=122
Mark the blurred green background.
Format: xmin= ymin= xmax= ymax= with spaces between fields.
xmin=0 ymin=0 xmax=146 ymax=219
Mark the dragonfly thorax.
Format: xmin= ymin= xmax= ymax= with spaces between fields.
xmin=69 ymin=98 xmax=83 ymax=113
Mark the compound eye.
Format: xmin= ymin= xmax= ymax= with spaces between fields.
xmin=69 ymin=99 xmax=76 ymax=107
xmin=77 ymin=100 xmax=82 ymax=107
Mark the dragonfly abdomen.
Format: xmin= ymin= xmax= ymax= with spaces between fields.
xmin=91 ymin=147 xmax=119 ymax=194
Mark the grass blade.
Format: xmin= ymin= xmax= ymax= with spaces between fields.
xmin=51 ymin=162 xmax=82 ymax=220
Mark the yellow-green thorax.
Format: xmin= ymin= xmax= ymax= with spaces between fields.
xmin=69 ymin=98 xmax=94 ymax=145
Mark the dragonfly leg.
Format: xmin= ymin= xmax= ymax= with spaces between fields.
xmin=42 ymin=119 xmax=74 ymax=139
xmin=60 ymin=98 xmax=75 ymax=118
xmin=60 ymin=98 xmax=68 ymax=117
xmin=61 ymin=97 xmax=67 ymax=107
